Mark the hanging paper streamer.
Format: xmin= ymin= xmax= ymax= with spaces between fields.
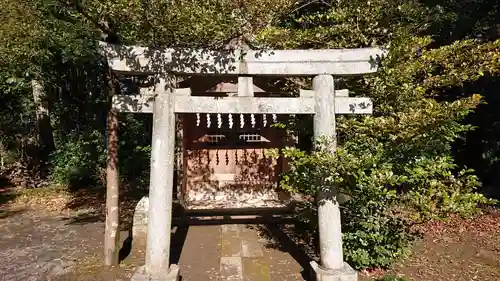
xmin=251 ymin=114 xmax=256 ymax=128
xmin=272 ymin=114 xmax=278 ymax=123
xmin=240 ymin=114 xmax=244 ymax=128
xmin=228 ymin=114 xmax=233 ymax=129
xmin=217 ymin=113 xmax=222 ymax=128
xmin=262 ymin=114 xmax=267 ymax=127
xmin=196 ymin=113 xmax=200 ymax=127
xmin=206 ymin=113 xmax=211 ymax=128
xmin=216 ymin=150 xmax=220 ymax=165
xmin=225 ymin=150 xmax=229 ymax=165
xmin=235 ymin=150 xmax=238 ymax=164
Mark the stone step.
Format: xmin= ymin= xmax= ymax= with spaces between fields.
xmin=220 ymin=224 xmax=271 ymax=281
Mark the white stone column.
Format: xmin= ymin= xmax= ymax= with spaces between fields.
xmin=312 ymin=75 xmax=356 ymax=281
xmin=143 ymin=77 xmax=178 ymax=279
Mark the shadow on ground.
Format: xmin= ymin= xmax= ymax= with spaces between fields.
xmin=0 ymin=176 xmax=25 ymax=219
xmin=62 ymin=182 xmax=148 ymax=230
xmin=117 ymin=205 xmax=315 ymax=280
xmin=0 ymin=176 xmax=15 ymax=205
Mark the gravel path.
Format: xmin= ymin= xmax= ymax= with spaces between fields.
xmin=0 ymin=207 xmax=308 ymax=281
xmin=0 ymin=210 xmax=105 ymax=281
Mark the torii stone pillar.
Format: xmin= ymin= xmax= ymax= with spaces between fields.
xmin=311 ymin=74 xmax=357 ymax=281
xmin=133 ymin=77 xmax=180 ymax=281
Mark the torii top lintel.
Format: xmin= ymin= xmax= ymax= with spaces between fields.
xmin=98 ymin=41 xmax=386 ymax=76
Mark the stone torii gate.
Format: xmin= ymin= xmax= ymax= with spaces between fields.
xmin=99 ymin=42 xmax=384 ymax=281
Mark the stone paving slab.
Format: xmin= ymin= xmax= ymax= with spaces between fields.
xmin=98 ymin=223 xmax=306 ymax=281
xmin=265 ymin=247 xmax=305 ymax=281
xmin=220 ymin=257 xmax=243 ymax=281
xmin=177 ymin=225 xmax=221 ymax=281
xmin=175 ymin=224 xmax=305 ymax=281
xmin=242 ymin=258 xmax=271 ymax=281
xmin=220 ymin=225 xmax=242 ymax=258
xmin=239 ymin=227 xmax=264 ymax=258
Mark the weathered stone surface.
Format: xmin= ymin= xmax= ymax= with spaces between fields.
xmin=220 ymin=225 xmax=242 ymax=257
xmin=145 ymin=84 xmax=176 ymax=275
xmin=310 ymin=261 xmax=357 ymax=281
xmin=242 ymin=258 xmax=270 ymax=281
xmin=177 ymin=225 xmax=221 ymax=281
xmin=99 ymin=41 xmax=385 ymax=75
xmin=220 ymin=257 xmax=243 ymax=281
xmin=313 ymin=75 xmax=344 ymax=271
xmin=131 ymin=264 xmax=180 ymax=281
xmin=132 ymin=196 xmax=149 ymax=237
xmin=241 ymin=240 xmax=263 ymax=258
xmin=240 ymin=228 xmax=264 ymax=258
xmin=112 ymin=95 xmax=373 ymax=115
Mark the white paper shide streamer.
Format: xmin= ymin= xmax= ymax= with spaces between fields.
xmin=206 ymin=113 xmax=211 ymax=128
xmin=240 ymin=114 xmax=244 ymax=128
xmin=228 ymin=114 xmax=233 ymax=129
xmin=217 ymin=113 xmax=222 ymax=128
xmin=196 ymin=113 xmax=200 ymax=127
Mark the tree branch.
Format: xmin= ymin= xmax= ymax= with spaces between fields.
xmin=63 ymin=0 xmax=118 ymax=42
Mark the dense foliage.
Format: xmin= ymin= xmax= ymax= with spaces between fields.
xmin=0 ymin=0 xmax=498 ymax=270
xmin=266 ymin=0 xmax=499 ymax=268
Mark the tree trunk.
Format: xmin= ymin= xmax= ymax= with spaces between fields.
xmin=104 ymin=66 xmax=120 ymax=266
xmin=0 ymin=141 xmax=5 ymax=169
xmin=32 ymin=79 xmax=55 ymax=158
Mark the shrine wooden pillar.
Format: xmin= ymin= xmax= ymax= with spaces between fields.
xmin=104 ymin=68 xmax=120 ymax=266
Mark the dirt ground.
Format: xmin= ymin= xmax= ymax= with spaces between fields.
xmin=1 ymin=186 xmax=499 ymax=281
xmin=365 ymin=210 xmax=500 ymax=281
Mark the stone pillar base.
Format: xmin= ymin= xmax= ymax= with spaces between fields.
xmin=310 ymin=261 xmax=357 ymax=281
xmin=131 ymin=264 xmax=180 ymax=281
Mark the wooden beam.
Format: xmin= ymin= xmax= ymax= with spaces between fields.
xmin=99 ymin=41 xmax=386 ymax=76
xmin=111 ymin=95 xmax=372 ymax=115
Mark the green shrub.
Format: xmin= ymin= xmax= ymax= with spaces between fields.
xmin=49 ymin=130 xmax=105 ymax=188
xmin=49 ymin=113 xmax=153 ymax=189
xmin=279 ymin=145 xmax=416 ymax=269
xmin=117 ymin=113 xmax=153 ymax=186
xmin=279 ymin=120 xmax=489 ymax=269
